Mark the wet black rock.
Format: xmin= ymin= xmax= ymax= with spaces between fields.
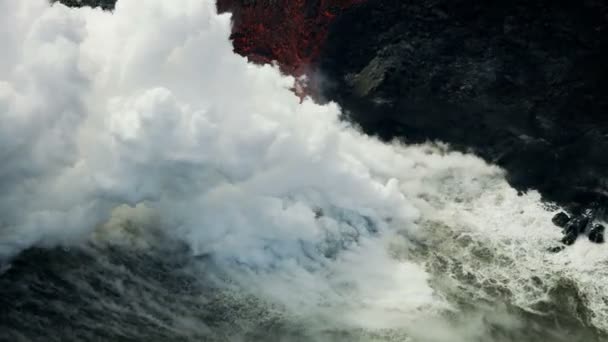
xmin=552 ymin=212 xmax=571 ymax=228
xmin=561 ymin=232 xmax=578 ymax=246
xmin=565 ymin=214 xmax=591 ymax=235
xmin=588 ymin=224 xmax=605 ymax=243
xmin=320 ymin=0 xmax=608 ymax=213
xmin=547 ymin=245 xmax=566 ymax=253
xmin=52 ymin=0 xmax=115 ymax=10
xmin=552 ymin=209 xmax=595 ymax=246
xmin=560 ymin=212 xmax=592 ymax=245
xmin=556 ymin=207 xmax=606 ymax=245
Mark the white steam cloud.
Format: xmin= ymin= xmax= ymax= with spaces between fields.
xmin=2 ymin=0 xmax=608 ymax=339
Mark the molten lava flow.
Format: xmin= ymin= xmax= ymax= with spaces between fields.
xmin=217 ymin=0 xmax=363 ymax=78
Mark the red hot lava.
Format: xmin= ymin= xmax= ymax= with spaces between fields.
xmin=217 ymin=0 xmax=363 ymax=78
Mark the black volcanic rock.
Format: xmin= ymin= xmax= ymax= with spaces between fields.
xmin=561 ymin=232 xmax=578 ymax=246
xmin=320 ymin=0 xmax=608 ymax=212
xmin=52 ymin=0 xmax=115 ymax=10
xmin=552 ymin=212 xmax=571 ymax=228
xmin=565 ymin=214 xmax=590 ymax=236
xmin=560 ymin=209 xmax=595 ymax=244
xmin=547 ymin=245 xmax=566 ymax=253
xmin=588 ymin=223 xmax=605 ymax=243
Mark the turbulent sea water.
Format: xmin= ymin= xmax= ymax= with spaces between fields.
xmin=3 ymin=194 xmax=608 ymax=342
xmin=1 ymin=1 xmax=608 ymax=341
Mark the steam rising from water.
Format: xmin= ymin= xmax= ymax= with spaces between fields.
xmin=1 ymin=1 xmax=607 ymax=340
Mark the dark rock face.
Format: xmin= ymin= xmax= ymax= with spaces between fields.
xmin=320 ymin=0 xmax=608 ymax=212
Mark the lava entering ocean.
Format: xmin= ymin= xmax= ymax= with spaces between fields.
xmin=2 ymin=1 xmax=608 ymax=341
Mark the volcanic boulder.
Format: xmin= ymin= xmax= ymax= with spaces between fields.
xmin=552 ymin=212 xmax=571 ymax=228
xmin=52 ymin=0 xmax=114 ymax=10
xmin=588 ymin=224 xmax=605 ymax=244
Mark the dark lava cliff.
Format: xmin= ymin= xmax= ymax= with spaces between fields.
xmin=319 ymin=0 xmax=608 ymax=214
